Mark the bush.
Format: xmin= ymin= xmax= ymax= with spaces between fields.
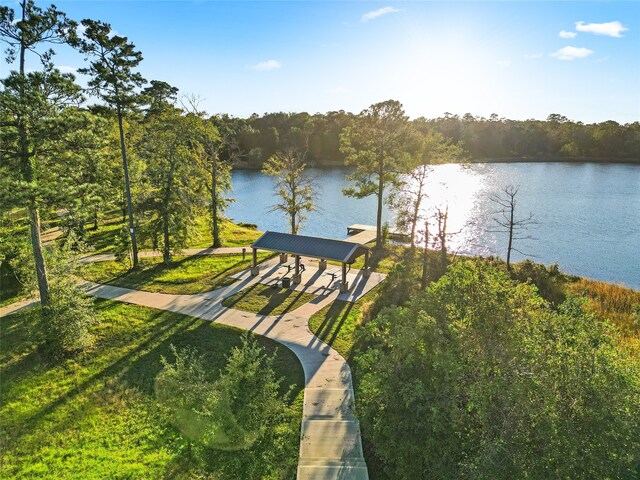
xmin=238 ymin=222 xmax=258 ymax=229
xmin=511 ymin=259 xmax=568 ymax=305
xmin=156 ymin=334 xmax=298 ymax=479
xmin=41 ymin=276 xmax=97 ymax=356
xmin=356 ymin=261 xmax=640 ymax=480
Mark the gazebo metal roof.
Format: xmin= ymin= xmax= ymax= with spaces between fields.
xmin=251 ymin=231 xmax=369 ymax=264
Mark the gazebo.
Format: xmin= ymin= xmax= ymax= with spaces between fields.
xmin=250 ymin=231 xmax=371 ymax=292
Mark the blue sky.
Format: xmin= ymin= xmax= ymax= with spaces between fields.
xmin=4 ymin=1 xmax=640 ymax=123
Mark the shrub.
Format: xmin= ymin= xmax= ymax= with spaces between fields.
xmin=511 ymin=259 xmax=568 ymax=305
xmin=156 ymin=334 xmax=298 ymax=479
xmin=41 ymin=275 xmax=97 ymax=356
xmin=238 ymin=222 xmax=258 ymax=229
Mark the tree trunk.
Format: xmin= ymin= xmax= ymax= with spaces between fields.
xmin=211 ymin=150 xmax=221 ymax=248
xmin=507 ymin=202 xmax=514 ymax=270
xmin=410 ymin=178 xmax=424 ymax=249
xmin=162 ymin=205 xmax=171 ymax=265
xmin=421 ymin=220 xmax=429 ymax=289
xmin=162 ymin=152 xmax=177 ymax=265
xmin=375 ymin=159 xmax=384 ymax=250
xmin=18 ymin=1 xmax=50 ymax=306
xmin=291 ymin=181 xmax=297 ymax=235
xmin=116 ymin=102 xmax=139 ymax=268
xmin=28 ymin=207 xmax=50 ymax=305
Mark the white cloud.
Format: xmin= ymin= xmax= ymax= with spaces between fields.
xmin=551 ymin=46 xmax=594 ymax=61
xmin=361 ymin=6 xmax=401 ymax=23
xmin=56 ymin=66 xmax=78 ymax=75
xmin=524 ymin=53 xmax=543 ymax=59
xmin=559 ymin=30 xmax=577 ymax=38
xmin=328 ymin=86 xmax=348 ymax=94
xmin=575 ymin=21 xmax=628 ymax=38
xmin=248 ymin=59 xmax=282 ymax=71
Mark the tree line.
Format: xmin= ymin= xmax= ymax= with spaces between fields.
xmin=221 ymin=111 xmax=639 ymax=169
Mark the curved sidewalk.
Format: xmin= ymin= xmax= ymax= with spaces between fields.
xmin=80 ymin=274 xmax=370 ymax=480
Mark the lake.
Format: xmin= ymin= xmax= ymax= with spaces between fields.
xmin=227 ymin=163 xmax=640 ymax=290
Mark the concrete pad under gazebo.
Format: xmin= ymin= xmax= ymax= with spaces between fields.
xmin=249 ymin=231 xmax=371 ymax=293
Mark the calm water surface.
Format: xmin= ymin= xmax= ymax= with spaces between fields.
xmin=227 ymin=163 xmax=640 ymax=289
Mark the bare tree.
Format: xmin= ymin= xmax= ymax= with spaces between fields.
xmin=488 ymin=185 xmax=537 ymax=270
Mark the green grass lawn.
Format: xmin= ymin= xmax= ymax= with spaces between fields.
xmin=190 ymin=217 xmax=263 ymax=248
xmin=0 ymin=300 xmax=304 ymax=479
xmin=81 ymin=216 xmax=261 ymax=253
xmin=222 ymin=284 xmax=316 ymax=316
xmin=327 ymin=245 xmax=402 ymax=275
xmin=307 ymin=287 xmax=380 ymax=361
xmin=81 ymin=253 xmax=271 ymax=295
xmin=0 ymin=273 xmax=27 ymax=308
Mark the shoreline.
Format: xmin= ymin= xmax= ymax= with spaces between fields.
xmin=232 ymin=157 xmax=640 ymax=170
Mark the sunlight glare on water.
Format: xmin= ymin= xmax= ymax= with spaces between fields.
xmin=228 ymin=163 xmax=640 ymax=288
xmin=417 ymin=164 xmax=489 ymax=255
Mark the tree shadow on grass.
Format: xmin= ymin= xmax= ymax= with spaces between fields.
xmin=15 ymin=307 xmax=198 ymax=440
xmin=121 ymin=320 xmax=304 ymax=400
xmin=313 ymin=300 xmax=355 ymax=361
xmin=224 ymin=285 xmax=313 ymax=317
xmin=97 ymin=254 xmax=252 ymax=293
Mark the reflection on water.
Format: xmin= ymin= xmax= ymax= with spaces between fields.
xmin=227 ymin=163 xmax=640 ymax=289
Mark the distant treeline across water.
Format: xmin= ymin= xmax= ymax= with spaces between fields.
xmin=215 ymin=111 xmax=639 ymax=168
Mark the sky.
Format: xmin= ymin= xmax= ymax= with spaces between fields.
xmin=2 ymin=1 xmax=639 ymax=123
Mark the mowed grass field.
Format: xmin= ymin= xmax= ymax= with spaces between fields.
xmin=0 ymin=300 xmax=304 ymax=479
xmin=81 ymin=252 xmax=272 ymax=295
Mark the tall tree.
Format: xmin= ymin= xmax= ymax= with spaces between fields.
xmin=137 ymin=109 xmax=206 ymax=264
xmin=205 ymin=116 xmax=237 ymax=248
xmin=74 ymin=19 xmax=146 ymax=267
xmin=262 ymin=146 xmax=316 ymax=235
xmin=488 ymin=185 xmax=537 ymax=270
xmin=340 ymin=100 xmax=413 ymax=249
xmin=0 ymin=0 xmax=78 ymax=306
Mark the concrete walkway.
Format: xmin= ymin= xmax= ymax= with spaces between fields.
xmin=0 ymin=297 xmax=39 ymax=318
xmin=76 ymin=270 xmax=370 ymax=479
xmin=3 ymin=245 xmax=382 ymax=479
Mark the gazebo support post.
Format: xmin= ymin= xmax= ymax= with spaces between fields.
xmin=363 ymin=250 xmax=371 ymax=278
xmin=292 ymin=255 xmax=302 ymax=284
xmin=340 ymin=262 xmax=349 ymax=292
xmin=250 ymin=247 xmax=259 ymax=276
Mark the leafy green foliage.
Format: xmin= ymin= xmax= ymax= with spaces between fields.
xmin=156 ymin=335 xmax=299 ymax=479
xmin=42 ymin=275 xmax=97 ymax=357
xmin=340 ymin=100 xmax=415 ymax=248
xmin=356 ymin=260 xmax=640 ymax=480
xmin=510 ymin=259 xmax=568 ymax=305
xmin=136 ymin=109 xmax=208 ymax=263
xmin=262 ymin=146 xmax=316 ymax=235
